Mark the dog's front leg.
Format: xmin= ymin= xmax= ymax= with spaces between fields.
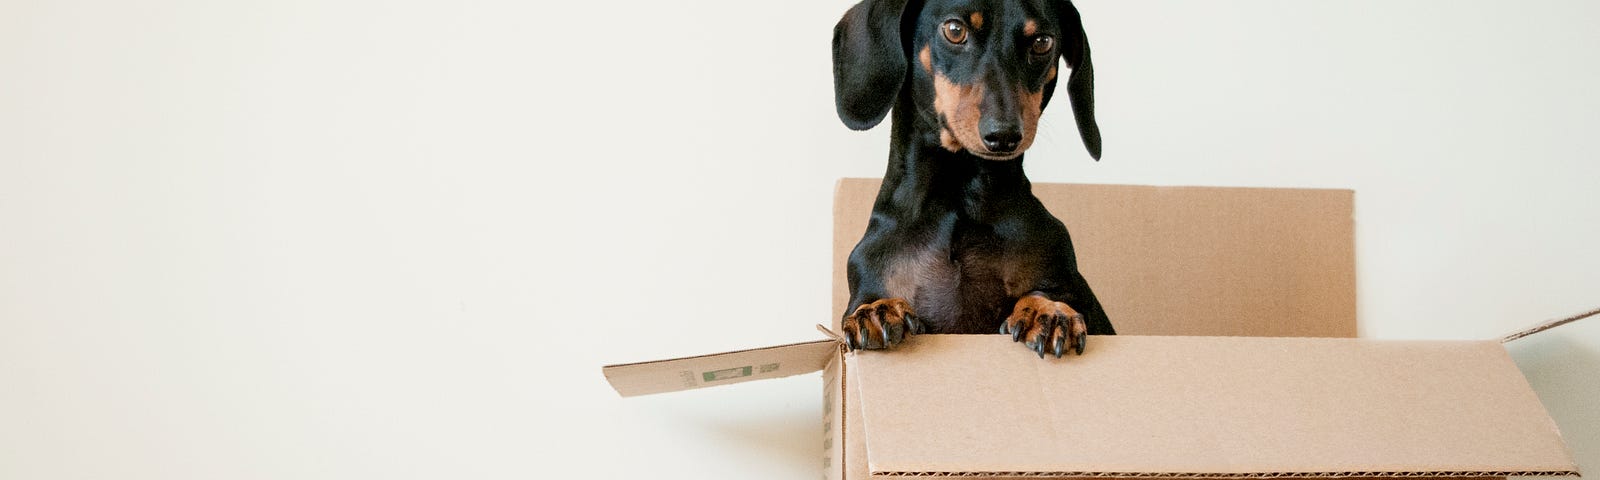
xmin=1000 ymin=292 xmax=1088 ymax=358
xmin=841 ymin=242 xmax=926 ymax=351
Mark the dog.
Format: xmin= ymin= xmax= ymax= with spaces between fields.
xmin=833 ymin=0 xmax=1114 ymax=358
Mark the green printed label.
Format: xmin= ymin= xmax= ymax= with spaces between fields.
xmin=701 ymin=363 xmax=781 ymax=382
xmin=703 ymin=366 xmax=753 ymax=382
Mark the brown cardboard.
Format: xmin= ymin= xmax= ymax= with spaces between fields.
xmin=820 ymin=326 xmax=872 ymax=480
xmin=1502 ymin=306 xmax=1600 ymax=343
xmin=851 ymin=335 xmax=1577 ymax=478
xmin=602 ymin=339 xmax=836 ymax=397
xmin=603 ymin=179 xmax=1580 ymax=480
xmin=832 ymin=178 xmax=1356 ymax=337
xmin=822 ymin=348 xmax=845 ymax=479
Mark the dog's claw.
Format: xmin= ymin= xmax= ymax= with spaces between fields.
xmin=841 ymin=298 xmax=918 ymax=351
xmin=1005 ymin=295 xmax=1089 ymax=360
xmin=1052 ymin=325 xmax=1067 ymax=358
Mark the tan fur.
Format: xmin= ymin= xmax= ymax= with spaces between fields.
xmin=1046 ymin=65 xmax=1057 ymax=83
xmin=932 ymin=72 xmax=986 ymax=156
xmin=933 ymin=70 xmax=1044 ymax=161
xmin=1016 ymin=84 xmax=1044 ymax=155
xmin=969 ymin=12 xmax=984 ymax=30
xmin=852 ymin=298 xmax=914 ymax=320
xmin=843 ymin=297 xmax=916 ymax=348
xmin=1011 ymin=294 xmax=1079 ymax=319
xmin=939 ymin=129 xmax=961 ymax=152
xmin=919 ymin=45 xmax=932 ymax=73
xmin=1023 ymin=19 xmax=1037 ymax=36
xmin=1004 ymin=293 xmax=1087 ymax=346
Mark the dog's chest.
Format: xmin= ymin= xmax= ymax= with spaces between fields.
xmin=882 ymin=228 xmax=1011 ymax=333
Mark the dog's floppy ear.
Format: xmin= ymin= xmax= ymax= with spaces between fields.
xmin=1049 ymin=0 xmax=1101 ymax=160
xmin=832 ymin=0 xmax=912 ymax=130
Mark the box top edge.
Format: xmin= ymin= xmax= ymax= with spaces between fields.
xmin=868 ymin=469 xmax=1581 ymax=478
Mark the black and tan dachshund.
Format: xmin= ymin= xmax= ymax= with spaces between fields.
xmin=833 ymin=0 xmax=1114 ymax=358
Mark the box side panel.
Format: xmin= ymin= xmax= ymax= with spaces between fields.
xmin=843 ymin=353 xmax=869 ymax=480
xmin=853 ymin=335 xmax=1577 ymax=477
xmin=865 ymin=477 xmax=1506 ymax=480
xmin=602 ymin=339 xmax=836 ymax=397
xmin=830 ymin=178 xmax=1357 ymax=338
xmin=823 ymin=352 xmax=843 ymax=480
xmin=1042 ymin=183 xmax=1355 ymax=338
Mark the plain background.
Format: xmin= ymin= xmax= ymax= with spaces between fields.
xmin=2 ymin=0 xmax=1597 ymax=478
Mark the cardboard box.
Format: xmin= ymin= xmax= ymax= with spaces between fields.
xmin=603 ymin=179 xmax=1580 ymax=480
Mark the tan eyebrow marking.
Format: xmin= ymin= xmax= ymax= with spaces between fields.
xmin=1023 ymin=19 xmax=1038 ymax=36
xmin=969 ymin=12 xmax=984 ymax=30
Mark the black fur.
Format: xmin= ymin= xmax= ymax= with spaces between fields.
xmin=833 ymin=0 xmax=1114 ymax=355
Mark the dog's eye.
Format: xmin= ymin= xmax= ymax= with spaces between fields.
xmin=942 ymin=20 xmax=968 ymax=44
xmin=1030 ymin=35 xmax=1055 ymax=55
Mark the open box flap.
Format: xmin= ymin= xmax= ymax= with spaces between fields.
xmin=602 ymin=339 xmax=838 ymax=397
xmin=1502 ymin=306 xmax=1600 ymax=343
xmin=851 ymin=335 xmax=1579 ymax=478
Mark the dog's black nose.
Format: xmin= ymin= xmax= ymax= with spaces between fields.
xmin=981 ymin=123 xmax=1022 ymax=154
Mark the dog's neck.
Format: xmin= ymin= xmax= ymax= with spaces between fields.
xmin=874 ymin=93 xmax=1034 ymax=223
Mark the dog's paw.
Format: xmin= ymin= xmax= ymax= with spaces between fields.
xmin=841 ymin=298 xmax=923 ymax=351
xmin=1001 ymin=294 xmax=1088 ymax=358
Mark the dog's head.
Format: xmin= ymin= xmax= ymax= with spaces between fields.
xmin=833 ymin=0 xmax=1100 ymax=160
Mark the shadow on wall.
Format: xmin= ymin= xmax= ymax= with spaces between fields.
xmin=696 ymin=401 xmax=820 ymax=472
xmin=639 ymin=379 xmax=823 ymax=475
xmin=1508 ymin=332 xmax=1600 ymax=475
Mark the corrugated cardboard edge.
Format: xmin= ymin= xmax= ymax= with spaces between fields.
xmin=1501 ymin=306 xmax=1600 ymax=343
xmin=866 ymin=472 xmax=1564 ymax=478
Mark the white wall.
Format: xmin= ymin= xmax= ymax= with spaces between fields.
xmin=1 ymin=0 xmax=1596 ymax=478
